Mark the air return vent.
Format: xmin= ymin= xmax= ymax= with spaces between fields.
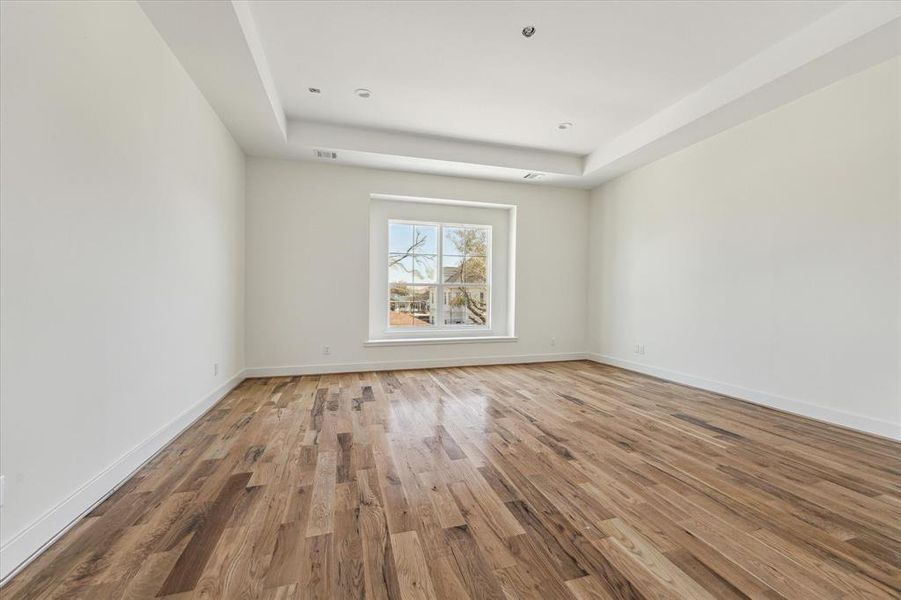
xmin=314 ymin=149 xmax=337 ymax=160
xmin=523 ymin=172 xmax=544 ymax=180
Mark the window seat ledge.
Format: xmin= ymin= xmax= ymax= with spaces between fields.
xmin=364 ymin=336 xmax=518 ymax=347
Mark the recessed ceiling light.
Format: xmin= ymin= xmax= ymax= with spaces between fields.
xmin=522 ymin=26 xmax=536 ymax=38
xmin=354 ymin=88 xmax=372 ymax=98
xmin=308 ymin=87 xmax=321 ymax=94
xmin=558 ymin=122 xmax=573 ymax=130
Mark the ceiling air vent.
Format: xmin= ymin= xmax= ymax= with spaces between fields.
xmin=314 ymin=149 xmax=337 ymax=160
xmin=523 ymin=172 xmax=544 ymax=180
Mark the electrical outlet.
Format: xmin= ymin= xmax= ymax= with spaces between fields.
xmin=213 ymin=363 xmax=219 ymax=376
xmin=550 ymin=337 xmax=557 ymax=347
xmin=322 ymin=345 xmax=331 ymax=356
xmin=634 ymin=344 xmax=646 ymax=355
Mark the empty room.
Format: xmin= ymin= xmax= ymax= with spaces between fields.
xmin=1 ymin=0 xmax=899 ymax=598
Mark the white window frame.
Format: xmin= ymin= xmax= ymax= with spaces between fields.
xmin=386 ymin=219 xmax=492 ymax=332
xmin=367 ymin=193 xmax=516 ymax=346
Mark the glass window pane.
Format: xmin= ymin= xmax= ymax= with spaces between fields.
xmin=444 ymin=226 xmax=488 ymax=256
xmin=388 ymin=254 xmax=413 ymax=283
xmin=389 ymin=223 xmax=414 ymax=254
xmin=414 ymin=225 xmax=438 ymax=254
xmin=413 ymin=255 xmax=437 ymax=283
xmin=389 ymin=285 xmax=435 ymax=327
xmin=443 ymin=286 xmax=488 ymax=326
xmin=442 ymin=227 xmax=465 ymax=255
xmin=442 ymin=255 xmax=464 ymax=283
xmin=469 ymin=228 xmax=488 ymax=256
xmin=462 ymin=255 xmax=487 ymax=283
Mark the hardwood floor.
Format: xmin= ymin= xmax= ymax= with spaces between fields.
xmin=3 ymin=360 xmax=900 ymax=599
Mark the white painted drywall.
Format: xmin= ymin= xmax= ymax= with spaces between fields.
xmin=588 ymin=57 xmax=900 ymax=439
xmin=0 ymin=0 xmax=245 ymax=577
xmin=246 ymin=159 xmax=589 ymax=373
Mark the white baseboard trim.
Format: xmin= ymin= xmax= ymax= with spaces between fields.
xmin=0 ymin=370 xmax=247 ymax=584
xmin=245 ymin=352 xmax=589 ymax=378
xmin=587 ymin=353 xmax=901 ymax=441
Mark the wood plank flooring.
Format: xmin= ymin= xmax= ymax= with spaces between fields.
xmin=3 ymin=360 xmax=900 ymax=599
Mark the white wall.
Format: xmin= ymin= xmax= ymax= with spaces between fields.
xmin=246 ymin=159 xmax=589 ymax=373
xmin=588 ymin=57 xmax=900 ymax=439
xmin=0 ymin=0 xmax=245 ymax=577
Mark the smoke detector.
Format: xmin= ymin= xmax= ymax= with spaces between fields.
xmin=314 ymin=149 xmax=337 ymax=160
xmin=523 ymin=172 xmax=544 ymax=180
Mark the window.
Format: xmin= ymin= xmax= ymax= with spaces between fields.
xmin=368 ymin=194 xmax=514 ymax=345
xmin=387 ymin=221 xmax=490 ymax=329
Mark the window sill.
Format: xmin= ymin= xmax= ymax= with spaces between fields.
xmin=364 ymin=335 xmax=518 ymax=347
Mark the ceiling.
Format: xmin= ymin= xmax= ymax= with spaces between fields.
xmin=139 ymin=1 xmax=901 ymax=188
xmin=253 ymin=1 xmax=840 ymax=155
